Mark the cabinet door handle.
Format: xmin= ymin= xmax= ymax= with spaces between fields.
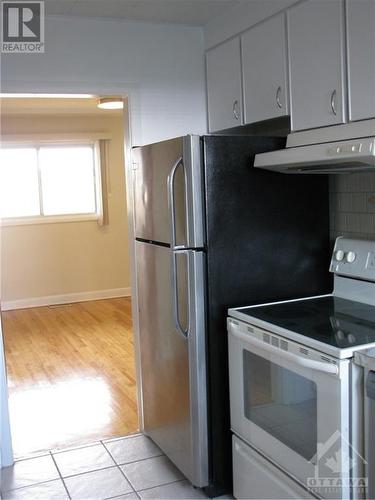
xmin=276 ymin=86 xmax=282 ymax=109
xmin=232 ymin=100 xmax=240 ymax=120
xmin=330 ymin=89 xmax=337 ymax=116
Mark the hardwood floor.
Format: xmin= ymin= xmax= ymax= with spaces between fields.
xmin=2 ymin=297 xmax=139 ymax=458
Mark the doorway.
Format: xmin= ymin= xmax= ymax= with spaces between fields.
xmin=0 ymin=95 xmax=139 ymax=458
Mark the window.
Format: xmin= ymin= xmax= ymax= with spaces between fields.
xmin=0 ymin=143 xmax=101 ymax=223
xmin=243 ymin=349 xmax=317 ymax=461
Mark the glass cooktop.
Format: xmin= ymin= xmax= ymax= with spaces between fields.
xmin=238 ymin=296 xmax=375 ymax=350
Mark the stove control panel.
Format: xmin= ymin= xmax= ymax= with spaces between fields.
xmin=330 ymin=237 xmax=375 ymax=282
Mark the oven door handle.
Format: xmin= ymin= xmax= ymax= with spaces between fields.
xmin=230 ymin=326 xmax=339 ymax=375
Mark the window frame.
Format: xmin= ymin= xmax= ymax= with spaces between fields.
xmin=0 ymin=140 xmax=103 ymax=226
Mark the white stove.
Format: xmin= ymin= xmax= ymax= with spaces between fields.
xmin=229 ymin=237 xmax=375 ymax=359
xmin=228 ymin=238 xmax=375 ymax=500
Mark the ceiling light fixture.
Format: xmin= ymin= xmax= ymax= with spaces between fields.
xmin=97 ymin=97 xmax=124 ymax=110
xmin=0 ymin=93 xmax=95 ymax=98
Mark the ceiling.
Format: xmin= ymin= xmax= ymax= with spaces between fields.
xmin=0 ymin=97 xmax=125 ymax=116
xmin=44 ymin=0 xmax=252 ymax=25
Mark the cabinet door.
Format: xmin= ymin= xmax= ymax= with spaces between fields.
xmin=242 ymin=13 xmax=289 ymax=124
xmin=288 ymin=0 xmax=346 ymax=131
xmin=206 ymin=38 xmax=243 ymax=132
xmin=347 ymin=0 xmax=375 ymax=121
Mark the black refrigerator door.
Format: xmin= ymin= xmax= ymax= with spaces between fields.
xmin=202 ymin=135 xmax=332 ymax=496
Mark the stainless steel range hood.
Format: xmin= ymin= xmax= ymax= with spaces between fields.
xmin=254 ymin=120 xmax=375 ymax=174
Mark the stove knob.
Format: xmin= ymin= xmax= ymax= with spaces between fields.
xmin=335 ymin=250 xmax=345 ymax=262
xmin=346 ymin=251 xmax=356 ymax=263
xmin=337 ymin=330 xmax=345 ymax=340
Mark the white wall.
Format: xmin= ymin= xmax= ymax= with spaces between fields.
xmin=0 ymin=15 xmax=207 ymax=145
xmin=204 ymin=0 xmax=299 ymax=49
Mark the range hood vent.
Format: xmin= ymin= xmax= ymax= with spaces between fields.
xmin=254 ymin=137 xmax=375 ymax=174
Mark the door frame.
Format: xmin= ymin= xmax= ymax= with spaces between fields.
xmin=0 ymin=82 xmax=144 ymax=466
xmin=0 ymin=316 xmax=13 ymax=467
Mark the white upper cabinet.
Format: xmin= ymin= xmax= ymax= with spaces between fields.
xmin=206 ymin=38 xmax=243 ymax=132
xmin=347 ymin=0 xmax=375 ymax=121
xmin=241 ymin=13 xmax=289 ymax=124
xmin=288 ymin=0 xmax=346 ymax=131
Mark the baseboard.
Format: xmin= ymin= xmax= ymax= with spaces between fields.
xmin=1 ymin=287 xmax=132 ymax=311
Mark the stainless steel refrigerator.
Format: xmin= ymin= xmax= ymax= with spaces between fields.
xmin=132 ymin=135 xmax=332 ymax=496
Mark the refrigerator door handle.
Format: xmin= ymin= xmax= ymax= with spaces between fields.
xmin=167 ymin=156 xmax=185 ymax=250
xmin=171 ymin=251 xmax=189 ymax=339
xmin=186 ymin=249 xmax=208 ymax=485
xmin=183 ymin=136 xmax=205 ymax=249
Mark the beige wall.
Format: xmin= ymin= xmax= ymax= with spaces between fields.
xmin=1 ymin=111 xmax=131 ymax=303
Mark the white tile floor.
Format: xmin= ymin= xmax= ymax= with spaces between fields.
xmin=1 ymin=434 xmax=227 ymax=500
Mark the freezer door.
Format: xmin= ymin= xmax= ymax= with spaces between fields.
xmin=132 ymin=136 xmax=204 ymax=248
xmin=136 ymin=241 xmax=208 ymax=487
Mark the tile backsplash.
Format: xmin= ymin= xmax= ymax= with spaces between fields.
xmin=330 ymin=173 xmax=375 ymax=242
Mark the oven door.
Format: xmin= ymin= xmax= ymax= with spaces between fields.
xmin=228 ymin=318 xmax=351 ymax=499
